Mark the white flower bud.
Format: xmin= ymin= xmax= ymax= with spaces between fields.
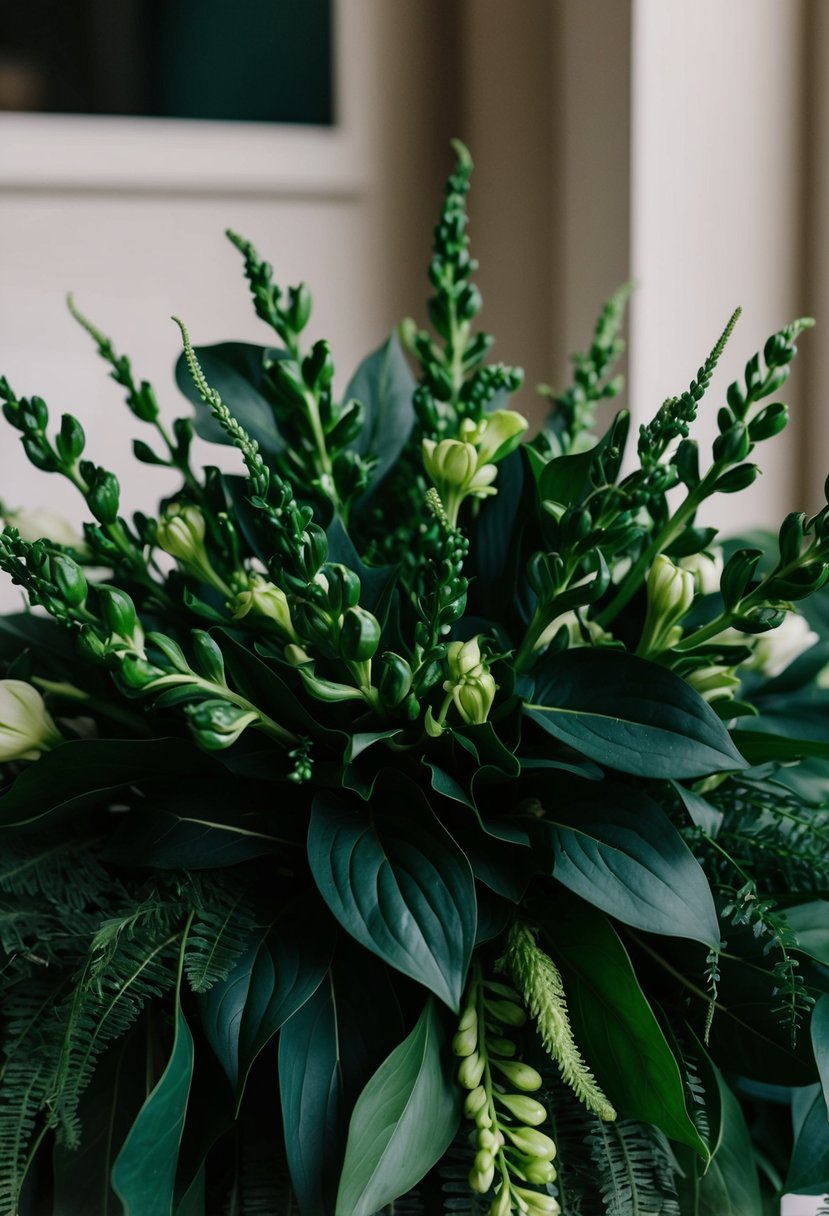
xmin=680 ymin=547 xmax=724 ymax=595
xmin=474 ymin=409 xmax=529 ymax=465
xmin=750 ymin=611 xmax=819 ymax=678
xmin=156 ymin=504 xmax=207 ymax=563
xmin=0 ymin=680 xmax=61 ymax=761
xmin=638 ymin=555 xmax=696 ymax=656
xmin=232 ymin=575 xmax=297 ymax=640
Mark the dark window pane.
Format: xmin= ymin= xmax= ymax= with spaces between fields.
xmin=0 ymin=0 xmax=333 ymax=125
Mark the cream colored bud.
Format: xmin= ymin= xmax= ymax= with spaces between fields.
xmin=458 ymin=1051 xmax=486 ymax=1089
xmin=505 ymin=1126 xmax=557 ymax=1160
xmin=515 ymin=1189 xmax=561 ymax=1215
xmin=474 ymin=409 xmax=529 ymax=465
xmin=492 ymin=1059 xmax=543 ymax=1092
xmin=0 ymin=680 xmax=61 ymax=761
xmin=496 ymin=1092 xmax=548 ymax=1125
xmin=446 ymin=637 xmax=483 ymax=681
xmin=156 ymin=504 xmax=207 ymax=563
xmin=452 ymin=1024 xmax=478 ymax=1057
xmin=454 ymin=672 xmax=497 ymax=726
xmin=489 ymin=1185 xmax=512 ymax=1216
xmin=648 ymin=554 xmax=695 ymax=619
xmin=751 ymin=611 xmax=819 ymax=678
xmin=464 ymin=1085 xmax=487 ymax=1118
xmin=422 ymin=438 xmax=478 ymax=491
xmin=232 ymin=575 xmax=296 ymax=639
xmin=680 ymin=547 xmax=724 ymax=595
xmin=469 ymin=1161 xmax=496 ymax=1194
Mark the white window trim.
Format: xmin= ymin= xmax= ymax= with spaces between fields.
xmin=0 ymin=0 xmax=368 ymax=197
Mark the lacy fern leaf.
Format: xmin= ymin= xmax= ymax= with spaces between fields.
xmin=588 ymin=1119 xmax=681 ymax=1216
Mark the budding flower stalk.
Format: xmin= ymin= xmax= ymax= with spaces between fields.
xmin=156 ymin=504 xmax=231 ymax=596
xmin=422 ymin=410 xmax=528 ymax=525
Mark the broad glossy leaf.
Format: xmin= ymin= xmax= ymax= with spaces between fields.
xmin=731 ymin=729 xmax=829 ymax=764
xmin=0 ymin=738 xmax=206 ymax=832
xmin=539 ymin=899 xmax=708 ymax=1156
xmin=811 ymin=995 xmax=829 ymax=1111
xmin=335 ymin=1000 xmax=460 ymax=1216
xmin=105 ymin=783 xmax=300 ymax=869
xmin=199 ymin=901 xmax=333 ymax=1099
xmin=697 ymin=1075 xmax=762 ymax=1214
xmin=308 ymin=787 xmax=476 ymax=1010
xmin=785 ymin=1087 xmax=829 ymax=1195
xmin=527 ymin=649 xmax=746 ymax=778
xmin=279 ymin=950 xmax=403 ymax=1216
xmin=543 ymin=786 xmax=720 ymax=946
xmin=175 ymin=342 xmax=284 ymax=458
xmin=783 ymin=900 xmax=829 ymax=965
xmin=112 ymin=986 xmax=194 ymax=1216
xmin=278 ymin=982 xmax=341 ymax=1216
xmin=345 ymin=332 xmax=416 ymax=494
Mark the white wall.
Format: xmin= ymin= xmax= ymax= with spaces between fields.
xmin=630 ymin=0 xmax=809 ymax=531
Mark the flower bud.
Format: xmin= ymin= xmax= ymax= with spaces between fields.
xmin=489 ymin=1185 xmax=512 ymax=1216
xmin=522 ymin=1159 xmax=558 ymax=1185
xmin=477 ymin=1128 xmax=500 ymax=1152
xmin=324 ymin=564 xmax=361 ymax=615
xmin=496 ymin=1092 xmax=547 ymax=1125
xmin=638 ymin=554 xmax=695 ymax=656
xmin=504 ymin=1126 xmax=557 ymax=1160
xmin=453 ymin=673 xmax=497 ymax=726
xmin=339 ymin=606 xmax=381 ymax=663
xmin=452 ymin=1025 xmax=478 ymax=1057
xmin=422 ymin=438 xmax=478 ymax=491
xmin=87 ymin=470 xmax=121 ymax=525
xmin=378 ymin=652 xmax=413 ymax=706
xmin=184 ymin=699 xmax=259 ymax=750
xmin=484 ymin=998 xmax=526 ymax=1026
xmin=679 ymin=547 xmax=724 ymax=595
xmin=473 ymin=409 xmax=529 ymax=465
xmin=232 ymin=575 xmax=297 ymax=640
xmin=0 ymin=680 xmax=61 ymax=761
xmin=50 ymin=554 xmax=88 ymax=607
xmin=446 ymin=637 xmax=484 ymax=682
xmin=156 ymin=504 xmax=207 ymax=563
xmin=464 ymin=1085 xmax=487 ymax=1118
xmin=491 ymin=1060 xmax=543 ymax=1093
xmin=97 ymin=586 xmax=140 ymax=644
xmin=750 ymin=611 xmax=819 ymax=678
xmin=514 ymin=1189 xmax=560 ymax=1215
xmin=468 ymin=1151 xmax=495 ymax=1194
xmin=458 ymin=1051 xmax=485 ymax=1090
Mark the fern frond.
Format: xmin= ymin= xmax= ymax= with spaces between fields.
xmin=49 ymin=887 xmax=187 ymax=1147
xmin=185 ymin=883 xmax=258 ymax=994
xmin=588 ymin=1119 xmax=681 ymax=1216
xmin=500 ymin=922 xmax=616 ymax=1121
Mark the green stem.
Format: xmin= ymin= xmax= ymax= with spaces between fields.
xmin=596 ymin=474 xmax=714 ymax=629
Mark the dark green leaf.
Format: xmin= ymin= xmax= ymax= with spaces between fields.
xmin=175 ymin=342 xmax=284 ymax=458
xmin=0 ymin=738 xmax=207 ymax=832
xmin=538 ymin=898 xmax=709 ymax=1157
xmin=308 ymin=782 xmax=476 ymax=1010
xmin=811 ymin=995 xmax=829 ymax=1112
xmin=335 ymin=999 xmax=461 ymax=1216
xmin=527 ymin=649 xmax=746 ymax=778
xmin=111 ymin=977 xmax=194 ymax=1216
xmin=345 ymin=333 xmax=416 ymax=495
xmin=785 ymin=901 xmax=829 ymax=966
xmin=278 ymin=949 xmax=403 ymax=1216
xmin=785 ymin=1087 xmax=829 ymax=1195
xmin=731 ymin=729 xmax=829 ymax=764
xmin=543 ymin=786 xmax=721 ymax=946
xmin=697 ymin=1074 xmax=762 ymax=1214
xmin=199 ymin=900 xmax=333 ymax=1101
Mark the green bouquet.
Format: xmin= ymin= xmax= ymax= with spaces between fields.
xmin=0 ymin=142 xmax=828 ymax=1215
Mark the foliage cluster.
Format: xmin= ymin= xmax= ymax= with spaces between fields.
xmin=0 ymin=142 xmax=828 ymax=1215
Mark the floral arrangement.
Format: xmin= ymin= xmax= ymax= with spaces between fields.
xmin=0 ymin=142 xmax=828 ymax=1216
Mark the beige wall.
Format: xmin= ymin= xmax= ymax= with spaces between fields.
xmin=0 ymin=0 xmax=823 ymax=612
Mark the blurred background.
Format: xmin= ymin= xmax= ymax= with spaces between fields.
xmin=0 ymin=0 xmax=827 ymax=571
